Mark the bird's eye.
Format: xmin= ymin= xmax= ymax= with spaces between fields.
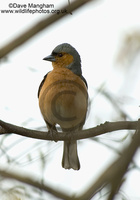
xmin=58 ymin=53 xmax=63 ymax=57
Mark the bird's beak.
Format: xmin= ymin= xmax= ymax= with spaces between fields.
xmin=43 ymin=54 xmax=56 ymax=62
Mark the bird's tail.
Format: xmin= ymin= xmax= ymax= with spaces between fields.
xmin=62 ymin=140 xmax=80 ymax=170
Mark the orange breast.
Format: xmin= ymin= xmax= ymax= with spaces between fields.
xmin=39 ymin=67 xmax=88 ymax=130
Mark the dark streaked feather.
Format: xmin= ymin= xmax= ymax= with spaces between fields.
xmin=38 ymin=72 xmax=49 ymax=98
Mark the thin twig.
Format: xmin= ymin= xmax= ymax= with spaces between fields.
xmin=0 ymin=119 xmax=137 ymax=141
xmin=107 ymin=120 xmax=140 ymax=200
xmin=75 ymin=119 xmax=140 ymax=200
xmin=0 ymin=169 xmax=72 ymax=200
xmin=0 ymin=120 xmax=140 ymax=200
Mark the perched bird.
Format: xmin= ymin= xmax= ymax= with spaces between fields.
xmin=38 ymin=43 xmax=88 ymax=170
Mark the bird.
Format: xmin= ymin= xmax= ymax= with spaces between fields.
xmin=38 ymin=43 xmax=88 ymax=170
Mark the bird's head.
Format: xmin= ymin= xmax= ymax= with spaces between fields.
xmin=43 ymin=43 xmax=82 ymax=75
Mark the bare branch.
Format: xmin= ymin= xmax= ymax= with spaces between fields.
xmin=76 ymin=119 xmax=140 ymax=200
xmin=0 ymin=169 xmax=72 ymax=200
xmin=0 ymin=120 xmax=140 ymax=200
xmin=0 ymin=0 xmax=93 ymax=58
xmin=0 ymin=126 xmax=8 ymax=134
xmin=0 ymin=119 xmax=138 ymax=141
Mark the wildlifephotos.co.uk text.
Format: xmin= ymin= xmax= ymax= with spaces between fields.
xmin=0 ymin=3 xmax=68 ymax=14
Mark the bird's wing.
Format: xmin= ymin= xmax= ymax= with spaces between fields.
xmin=38 ymin=72 xmax=50 ymax=98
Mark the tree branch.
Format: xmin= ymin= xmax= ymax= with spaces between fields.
xmin=75 ymin=119 xmax=140 ymax=200
xmin=0 ymin=120 xmax=140 ymax=200
xmin=0 ymin=168 xmax=72 ymax=200
xmin=0 ymin=0 xmax=94 ymax=58
xmin=0 ymin=119 xmax=138 ymax=141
